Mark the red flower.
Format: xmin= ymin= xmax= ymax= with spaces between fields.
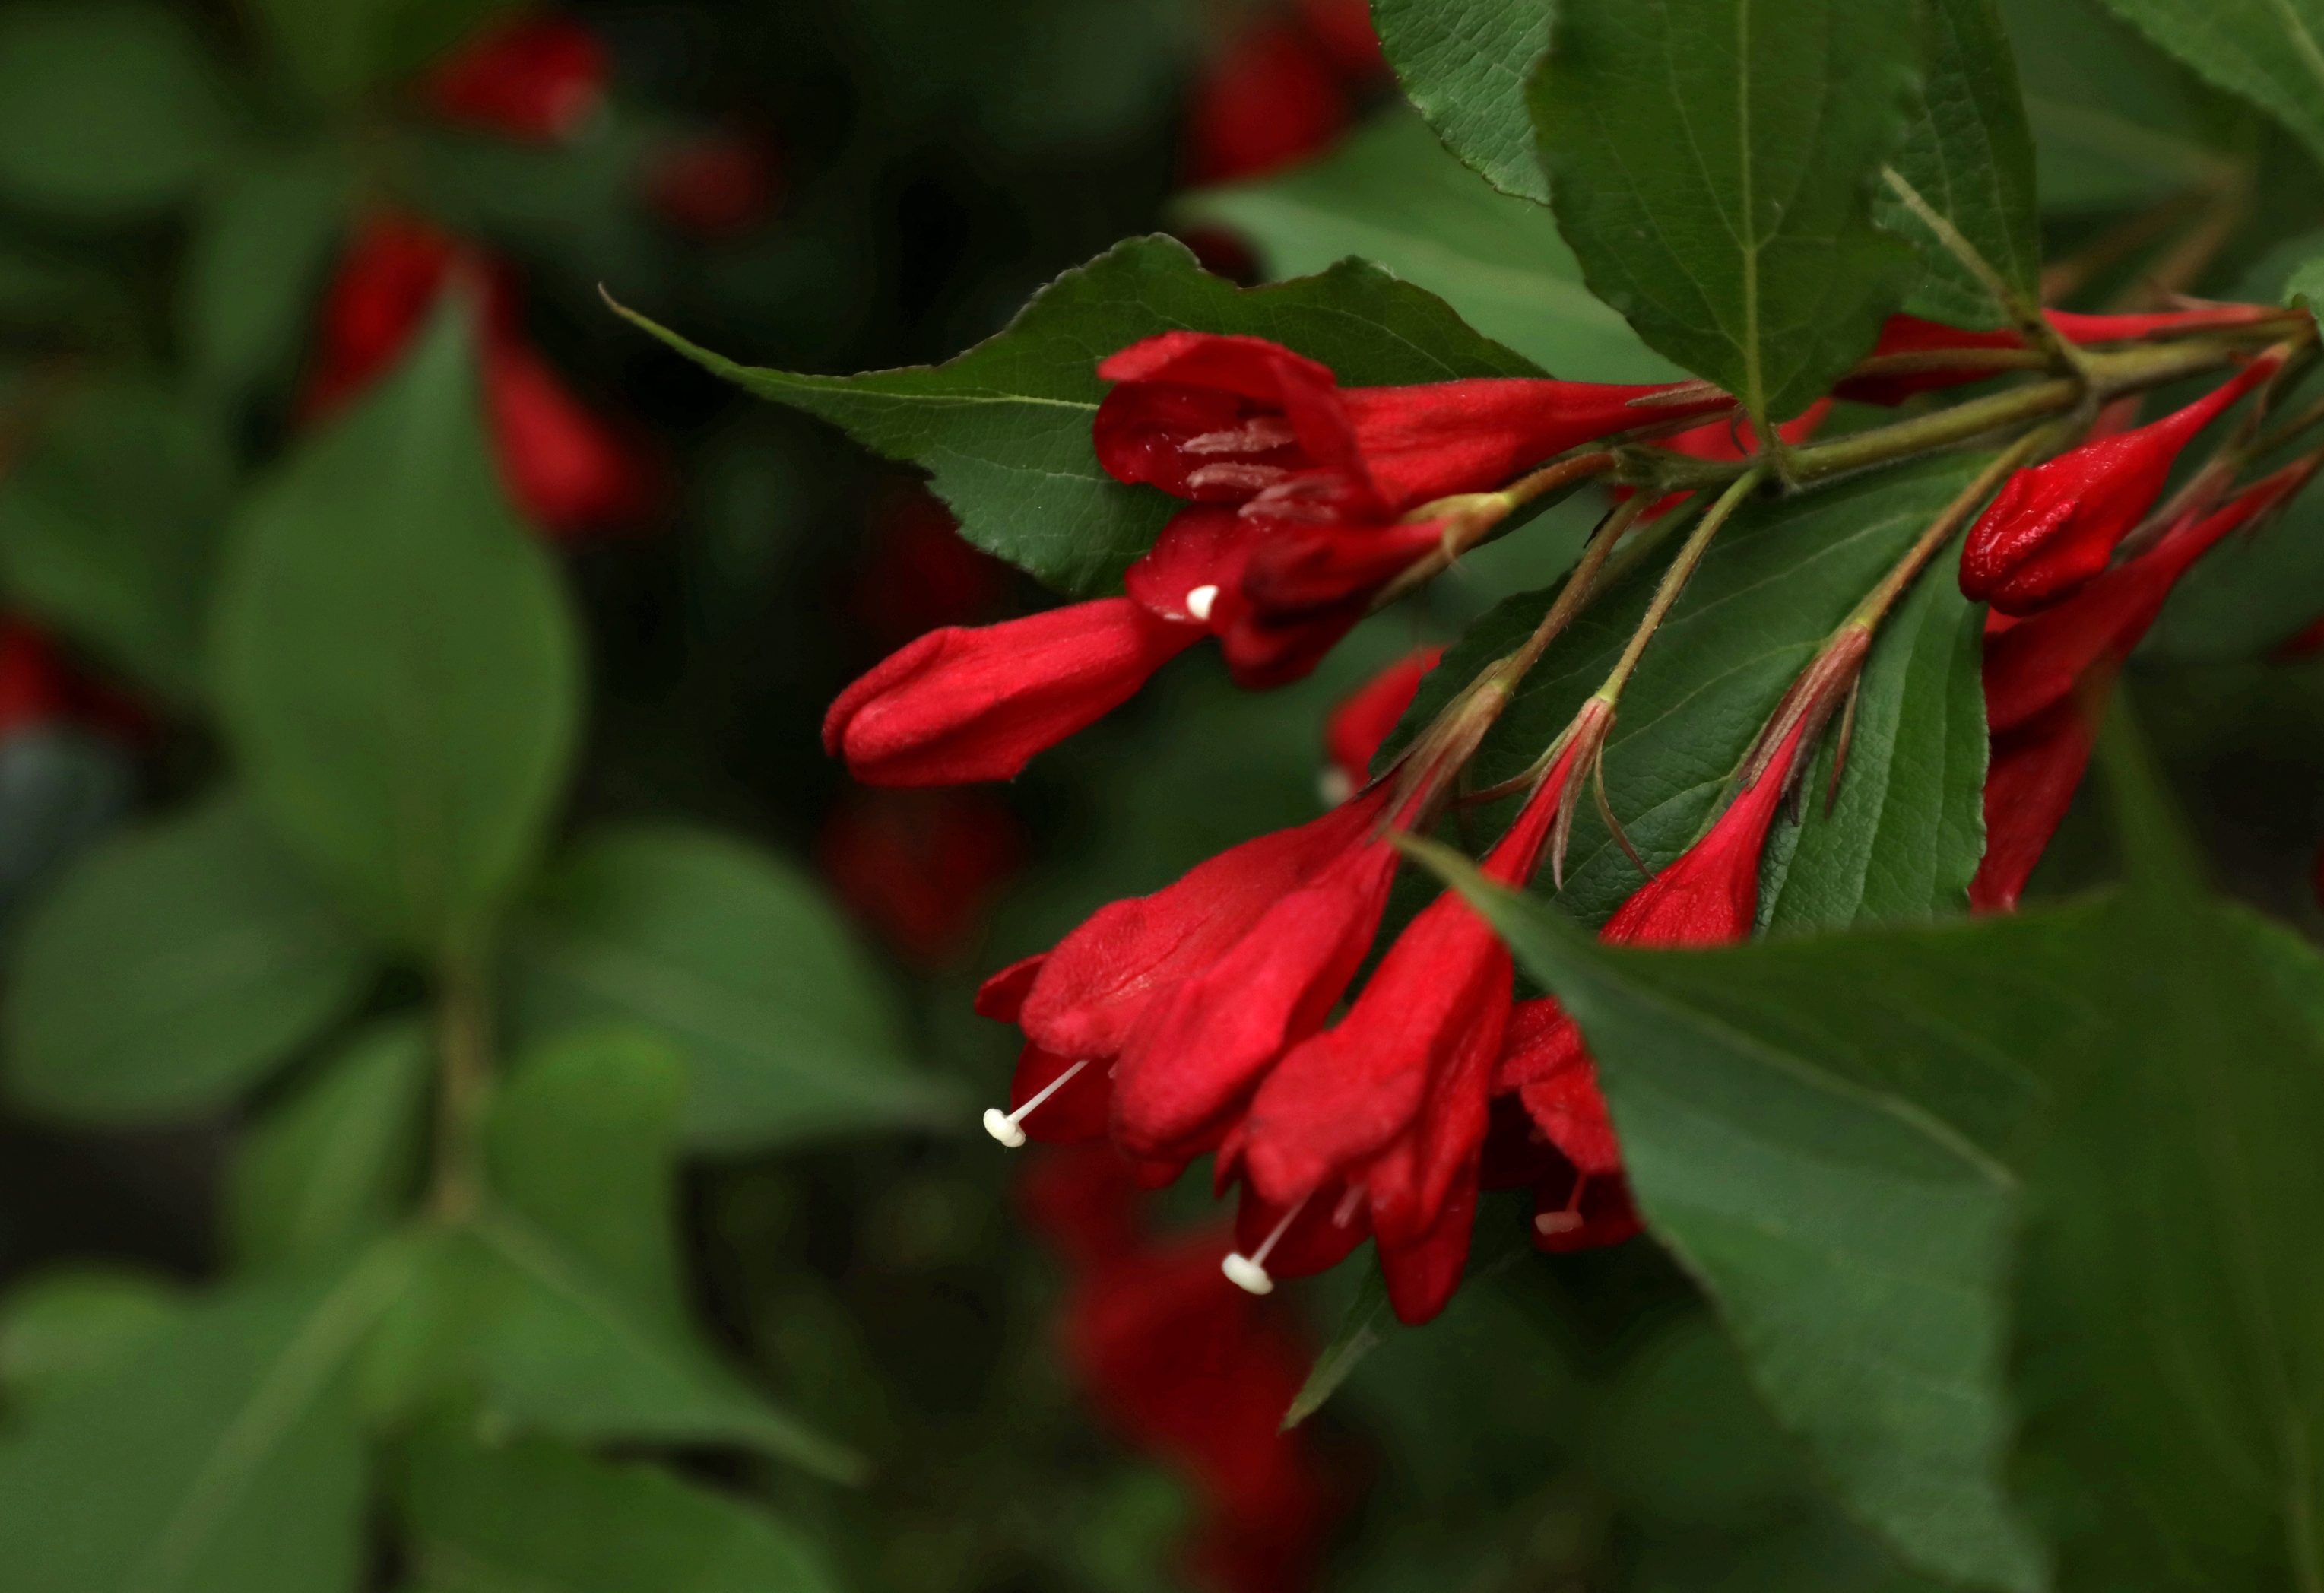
xmin=1321 ymin=647 xmax=1441 ymax=804
xmin=823 ymin=598 xmax=1204 ymax=787
xmin=417 ymin=15 xmax=607 ymax=141
xmin=1487 ymin=1003 xmax=1643 ymax=1253
xmin=851 ymin=486 xmax=1016 ymax=651
xmin=1970 ymin=462 xmax=2316 ymax=911
xmin=644 ymin=128 xmax=785 ymax=239
xmin=304 ymin=214 xmax=661 ymax=537
xmin=1232 ymin=709 xmax=1602 ymax=1325
xmin=1095 ymin=332 xmax=1725 ymax=519
xmin=1837 ymin=307 xmax=2289 ymax=407
xmin=1961 ymin=354 xmax=2279 ymax=614
xmin=1294 ymin=0 xmax=1390 ymax=81
xmin=817 ymin=788 xmax=1026 ymax=966
xmin=1185 ymin=20 xmax=1349 ymax=186
xmin=1019 ymin=1147 xmax=1343 ymax=1593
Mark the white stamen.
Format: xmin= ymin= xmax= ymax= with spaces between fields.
xmin=1185 ymin=584 xmax=1219 ymax=622
xmin=1317 ymin=766 xmax=1354 ymax=808
xmin=1222 ymin=1193 xmax=1311 ymax=1295
xmin=1331 ymin=1185 xmax=1365 ymax=1229
xmin=1535 ymin=1173 xmax=1590 ymax=1236
xmin=980 ymin=1059 xmax=1091 ymax=1149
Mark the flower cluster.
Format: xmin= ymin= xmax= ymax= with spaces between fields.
xmin=823 ymin=302 xmax=2316 ymax=1325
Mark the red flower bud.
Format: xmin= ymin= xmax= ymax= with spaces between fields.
xmin=482 ymin=338 xmax=664 ymax=533
xmin=1321 ymin=647 xmax=1442 ymax=803
xmin=643 ymin=129 xmax=783 ymax=238
xmin=1969 ymin=690 xmax=2100 ymax=915
xmin=823 ymin=598 xmax=1204 ymax=787
xmin=1837 ymin=306 xmax=2289 ymax=407
xmin=1961 ymin=354 xmax=2280 ymax=614
xmin=418 ymin=14 xmax=607 ymax=142
xmin=1094 ymin=331 xmax=1729 ymax=520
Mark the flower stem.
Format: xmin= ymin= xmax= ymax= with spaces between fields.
xmin=1592 ymin=466 xmax=1768 ymax=706
xmin=1844 ymin=426 xmax=2053 ymax=633
xmin=430 ymin=956 xmax=496 ymax=1223
xmin=1495 ymin=490 xmax=1649 ymax=682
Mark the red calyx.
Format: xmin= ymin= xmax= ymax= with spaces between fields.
xmin=1961 ymin=354 xmax=2280 ymax=615
xmin=417 ymin=14 xmax=608 ymax=142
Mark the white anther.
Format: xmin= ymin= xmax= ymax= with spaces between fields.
xmin=1221 ymin=1193 xmax=1311 ymax=1295
xmin=1535 ymin=1211 xmax=1584 ymax=1236
xmin=1317 ymin=766 xmax=1354 ymax=808
xmin=1222 ymin=1252 xmax=1275 ymax=1293
xmin=979 ymin=1059 xmax=1090 ymax=1150
xmin=1185 ymin=584 xmax=1219 ymax=622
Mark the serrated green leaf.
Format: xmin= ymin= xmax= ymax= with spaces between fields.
xmin=0 ymin=1268 xmax=185 ymax=1406
xmin=1530 ymin=0 xmax=1922 ymax=427
xmin=5 ymin=793 xmax=378 ymax=1123
xmin=0 ymin=2 xmax=236 ymax=220
xmin=0 ymin=376 xmax=230 ymax=700
xmin=181 ymin=148 xmax=351 ymax=411
xmin=1879 ymin=0 xmax=2043 ymax=328
xmin=1178 ymin=109 xmax=1679 ymax=381
xmin=1758 ymin=557 xmax=1989 ymax=931
xmin=1435 ymin=855 xmax=2053 ymax=1592
xmin=2095 ymin=0 xmax=2324 ymax=169
xmin=610 ymin=233 xmax=1541 ymax=595
xmin=504 ymin=823 xmax=954 ymax=1153
xmin=213 ymin=297 xmax=583 ymax=960
xmin=1371 ymin=0 xmax=1555 ymax=203
xmin=0 ymin=1245 xmax=412 ymax=1593
xmin=230 ymin=1018 xmax=430 ymax=1271
xmin=397 ymin=1430 xmax=844 ymax=1593
xmin=1389 ymin=455 xmax=1993 ymax=934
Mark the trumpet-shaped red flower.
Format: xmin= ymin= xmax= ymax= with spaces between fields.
xmin=305 ymin=214 xmax=660 ymax=537
xmin=1235 ymin=717 xmax=1600 ymax=1324
xmin=823 ymin=598 xmax=1204 ymax=786
xmin=1487 ymin=1004 xmax=1644 ymax=1253
xmin=418 ymin=15 xmax=607 ymax=141
xmin=1019 ymin=1146 xmax=1343 ymax=1593
xmin=1837 ymin=307 xmax=2289 ymax=407
xmin=1970 ymin=462 xmax=2316 ymax=911
xmin=1095 ymin=332 xmax=1726 ymax=520
xmin=1961 ymin=354 xmax=2278 ymax=614
xmin=1321 ymin=647 xmax=1441 ymax=803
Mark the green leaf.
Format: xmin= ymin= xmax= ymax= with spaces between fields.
xmin=363 ymin=1028 xmax=861 ymax=1480
xmin=1437 ymin=856 xmax=2054 ymax=1592
xmin=249 ymin=0 xmax=519 ymax=106
xmin=1530 ymin=0 xmax=1922 ymax=427
xmin=0 ymin=1268 xmax=185 ymax=1405
xmin=504 ymin=823 xmax=955 ymax=1153
xmin=1879 ymin=0 xmax=2044 ymax=328
xmin=230 ymin=1018 xmax=430 ymax=1271
xmin=2095 ymin=0 xmax=2324 ymax=169
xmin=397 ymin=1429 xmax=844 ymax=1593
xmin=0 ymin=1246 xmax=412 ymax=1593
xmin=610 ymin=233 xmax=1542 ymax=596
xmin=0 ymin=2 xmax=236 ymax=220
xmin=1281 ymin=1265 xmax=1393 ymax=1432
xmin=2287 ymin=252 xmax=2324 ymax=312
xmin=181 ymin=148 xmax=351 ymax=411
xmin=1758 ymin=557 xmax=1989 ymax=931
xmin=1178 ymin=109 xmax=1679 ymax=381
xmin=1390 ymin=455 xmax=1993 ymax=933
xmin=484 ymin=1027 xmax=688 ymax=1315
xmin=5 ymin=793 xmax=378 ymax=1123
xmin=213 ymin=297 xmax=584 ymax=959
xmin=0 ymin=376 xmax=230 ymax=699
xmin=1371 ymin=0 xmax=1555 ymax=203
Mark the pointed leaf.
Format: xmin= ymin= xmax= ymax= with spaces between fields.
xmin=1178 ymin=109 xmax=1679 ymax=380
xmin=1530 ymin=0 xmax=1922 ymax=426
xmin=230 ymin=1017 xmax=430 ymax=1271
xmin=6 ymin=793 xmax=378 ymax=1122
xmin=213 ymin=297 xmax=584 ymax=958
xmin=505 ymin=823 xmax=953 ymax=1153
xmin=611 ymin=233 xmax=1541 ymax=595
xmin=1879 ymin=0 xmax=2044 ymax=327
xmin=398 ymin=1430 xmax=843 ymax=1593
xmin=1371 ymin=0 xmax=1555 ymax=202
